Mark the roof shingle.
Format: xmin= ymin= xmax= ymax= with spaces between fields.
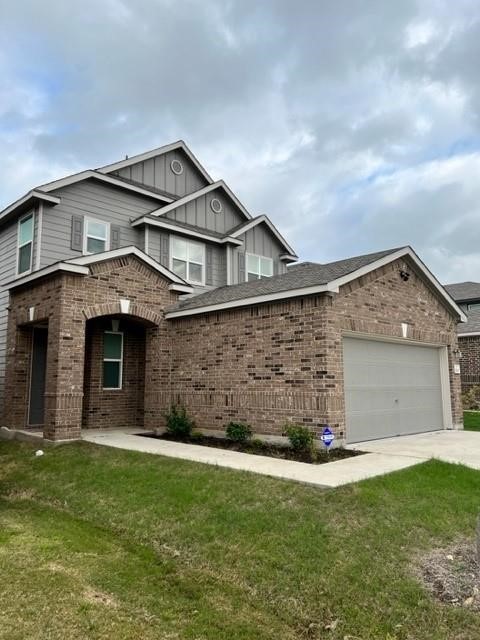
xmin=444 ymin=281 xmax=480 ymax=302
xmin=170 ymin=247 xmax=403 ymax=312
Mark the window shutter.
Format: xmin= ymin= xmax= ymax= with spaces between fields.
xmin=71 ymin=215 xmax=84 ymax=251
xmin=273 ymin=260 xmax=279 ymax=276
xmin=238 ymin=252 xmax=245 ymax=282
xmin=206 ymin=245 xmax=213 ymax=285
xmin=159 ymin=232 xmax=169 ymax=267
xmin=110 ymin=225 xmax=121 ymax=250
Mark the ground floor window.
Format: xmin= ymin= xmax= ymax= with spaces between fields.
xmin=103 ymin=331 xmax=123 ymax=389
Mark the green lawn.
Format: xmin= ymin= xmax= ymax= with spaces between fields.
xmin=1 ymin=441 xmax=480 ymax=639
xmin=464 ymin=410 xmax=480 ymax=431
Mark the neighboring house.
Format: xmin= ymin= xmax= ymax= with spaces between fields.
xmin=444 ymin=282 xmax=480 ymax=391
xmin=0 ymin=140 xmax=466 ymax=444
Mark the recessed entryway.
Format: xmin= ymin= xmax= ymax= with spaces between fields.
xmin=28 ymin=326 xmax=48 ymax=426
xmin=343 ymin=337 xmax=450 ymax=443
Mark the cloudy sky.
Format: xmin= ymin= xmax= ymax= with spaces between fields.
xmin=1 ymin=0 xmax=480 ymax=283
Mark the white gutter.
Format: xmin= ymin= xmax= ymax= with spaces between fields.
xmin=6 ymin=262 xmax=89 ymax=289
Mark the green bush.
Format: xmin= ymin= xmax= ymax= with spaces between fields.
xmin=462 ymin=385 xmax=480 ymax=410
xmin=225 ymin=422 xmax=253 ymax=443
xmin=284 ymin=424 xmax=316 ymax=459
xmin=164 ymin=405 xmax=195 ymax=439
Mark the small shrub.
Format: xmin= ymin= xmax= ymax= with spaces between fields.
xmin=284 ymin=424 xmax=316 ymax=459
xmin=164 ymin=405 xmax=195 ymax=438
xmin=225 ymin=422 xmax=253 ymax=443
xmin=462 ymin=385 xmax=480 ymax=410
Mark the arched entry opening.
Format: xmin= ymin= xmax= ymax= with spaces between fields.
xmin=82 ymin=313 xmax=157 ymax=431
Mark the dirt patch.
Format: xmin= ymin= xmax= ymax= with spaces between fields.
xmin=137 ymin=432 xmax=362 ymax=465
xmin=417 ymin=540 xmax=480 ymax=609
xmin=83 ymin=586 xmax=118 ymax=608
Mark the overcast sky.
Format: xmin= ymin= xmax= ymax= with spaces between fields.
xmin=1 ymin=0 xmax=480 ymax=283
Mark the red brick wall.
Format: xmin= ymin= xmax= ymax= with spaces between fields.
xmin=168 ymin=257 xmax=462 ymax=438
xmin=82 ymin=317 xmax=146 ymax=430
xmin=4 ymin=256 xmax=178 ymax=439
xmin=458 ymin=336 xmax=480 ymax=391
xmin=3 ymin=254 xmax=463 ymax=441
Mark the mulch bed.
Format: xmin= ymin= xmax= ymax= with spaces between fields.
xmin=137 ymin=431 xmax=362 ymax=465
xmin=417 ymin=540 xmax=480 ymax=610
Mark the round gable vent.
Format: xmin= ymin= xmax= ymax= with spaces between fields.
xmin=210 ymin=197 xmax=223 ymax=214
xmin=170 ymin=159 xmax=184 ymax=175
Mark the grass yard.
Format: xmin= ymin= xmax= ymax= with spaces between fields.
xmin=1 ymin=441 xmax=480 ymax=639
xmin=463 ymin=410 xmax=480 ymax=431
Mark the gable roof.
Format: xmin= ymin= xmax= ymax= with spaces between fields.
xmin=148 ymin=180 xmax=252 ymax=222
xmin=165 ymin=246 xmax=466 ymax=320
xmin=444 ymin=281 xmax=480 ymax=303
xmin=229 ymin=214 xmax=297 ymax=258
xmin=97 ymin=139 xmax=213 ymax=184
xmin=6 ymin=246 xmax=193 ymax=294
xmin=0 ymin=190 xmax=61 ymax=226
xmin=37 ymin=170 xmax=175 ymax=203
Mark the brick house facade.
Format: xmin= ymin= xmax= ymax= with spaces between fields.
xmin=3 ymin=250 xmax=463 ymax=442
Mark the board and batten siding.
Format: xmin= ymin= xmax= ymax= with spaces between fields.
xmin=40 ymin=180 xmax=158 ymax=267
xmin=163 ymin=189 xmax=245 ymax=235
xmin=0 ymin=216 xmax=30 ymax=415
xmin=112 ymin=149 xmax=208 ymax=198
xmin=232 ymin=223 xmax=287 ymax=283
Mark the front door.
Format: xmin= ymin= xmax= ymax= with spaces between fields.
xmin=29 ymin=327 xmax=48 ymax=426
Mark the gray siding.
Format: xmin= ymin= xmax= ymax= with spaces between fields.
xmin=232 ymin=223 xmax=287 ymax=283
xmin=113 ymin=149 xmax=208 ymax=198
xmin=0 ymin=217 xmax=25 ymax=414
xmin=41 ymin=180 xmax=157 ymax=267
xmin=146 ymin=227 xmax=226 ymax=290
xmin=164 ymin=189 xmax=244 ymax=235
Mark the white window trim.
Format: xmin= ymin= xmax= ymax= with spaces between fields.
xmin=169 ymin=235 xmax=206 ymax=286
xmin=103 ymin=330 xmax=123 ymax=390
xmin=17 ymin=212 xmax=35 ymax=276
xmin=245 ymin=252 xmax=273 ymax=281
xmin=83 ymin=217 xmax=110 ymax=255
xmin=467 ymin=302 xmax=480 ymax=311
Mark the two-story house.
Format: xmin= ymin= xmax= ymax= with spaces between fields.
xmin=444 ymin=282 xmax=480 ymax=391
xmin=0 ymin=141 xmax=466 ymax=444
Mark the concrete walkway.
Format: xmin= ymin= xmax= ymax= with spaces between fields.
xmin=82 ymin=429 xmax=423 ymax=488
xmin=348 ymin=430 xmax=480 ymax=470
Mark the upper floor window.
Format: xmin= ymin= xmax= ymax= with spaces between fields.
xmin=170 ymin=236 xmax=205 ymax=285
xmin=246 ymin=253 xmax=273 ymax=281
xmin=84 ymin=218 xmax=109 ymax=254
xmin=468 ymin=302 xmax=480 ymax=311
xmin=17 ymin=213 xmax=34 ymax=275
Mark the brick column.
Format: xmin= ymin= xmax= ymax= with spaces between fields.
xmin=144 ymin=324 xmax=172 ymax=430
xmin=43 ymin=304 xmax=86 ymax=441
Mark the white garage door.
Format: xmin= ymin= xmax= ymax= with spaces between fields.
xmin=343 ymin=337 xmax=445 ymax=443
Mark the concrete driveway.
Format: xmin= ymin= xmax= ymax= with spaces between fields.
xmin=347 ymin=430 xmax=480 ymax=470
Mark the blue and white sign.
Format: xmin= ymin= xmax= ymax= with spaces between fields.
xmin=320 ymin=426 xmax=335 ymax=448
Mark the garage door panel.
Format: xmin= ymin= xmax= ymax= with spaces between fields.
xmin=344 ymin=338 xmax=444 ymax=443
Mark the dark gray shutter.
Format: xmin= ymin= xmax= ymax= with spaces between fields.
xmin=71 ymin=215 xmax=84 ymax=251
xmin=110 ymin=225 xmax=121 ymax=250
xmin=238 ymin=252 xmax=245 ymax=282
xmin=159 ymin=232 xmax=169 ymax=267
xmin=273 ymin=260 xmax=279 ymax=276
xmin=206 ymin=245 xmax=213 ymax=285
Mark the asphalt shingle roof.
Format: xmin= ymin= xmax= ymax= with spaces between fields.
xmin=458 ymin=310 xmax=480 ymax=334
xmin=170 ymin=247 xmax=403 ymax=312
xmin=444 ymin=281 xmax=480 ymax=302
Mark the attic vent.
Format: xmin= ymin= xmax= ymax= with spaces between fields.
xmin=170 ymin=159 xmax=184 ymax=175
xmin=210 ymin=197 xmax=223 ymax=214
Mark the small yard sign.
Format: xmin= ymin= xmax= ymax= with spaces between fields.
xmin=320 ymin=426 xmax=335 ymax=448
